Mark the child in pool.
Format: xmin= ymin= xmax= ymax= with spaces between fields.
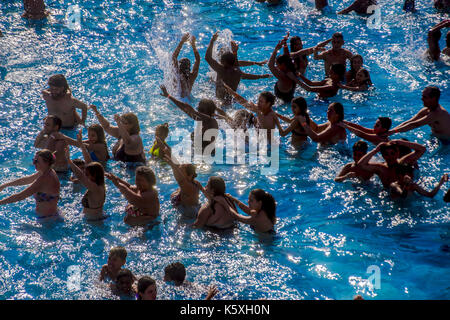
xmin=339 ymin=68 xmax=372 ymax=91
xmin=335 ymin=140 xmax=374 ymax=182
xmin=100 ymin=246 xmax=128 ymax=283
xmin=149 ymin=123 xmax=171 ymax=159
xmin=297 ymin=63 xmax=346 ymax=99
xmin=345 ymin=54 xmax=372 ymax=84
xmin=110 ymin=269 xmax=136 ymax=299
xmin=136 ymin=276 xmax=157 ymax=300
xmin=341 ymin=117 xmax=391 ymax=145
xmin=314 ymin=32 xmax=353 ymax=76
xmin=75 ymin=124 xmax=109 ymax=162
xmin=172 ymin=33 xmax=200 ymax=98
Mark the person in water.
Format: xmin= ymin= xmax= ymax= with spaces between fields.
xmin=215 ymin=189 xmax=277 ymax=234
xmin=297 ymin=63 xmax=346 ymax=99
xmin=339 ymin=68 xmax=372 ymax=91
xmin=91 ymin=105 xmax=146 ymax=164
xmin=149 ymin=123 xmax=171 ymax=159
xmin=335 ymin=140 xmax=374 ymax=182
xmin=389 ymin=86 xmax=450 ymax=143
xmin=172 ymin=33 xmax=200 ymax=98
xmin=403 ymin=0 xmax=416 ymax=12
xmin=276 ymin=97 xmax=319 ymax=147
xmin=338 ymin=0 xmax=377 ymax=14
xmin=192 ymin=176 xmax=236 ymax=230
xmin=205 ymin=31 xmax=271 ymax=105
xmin=315 ymin=0 xmax=329 ymax=10
xmin=444 ymin=188 xmax=450 ymax=202
xmin=341 ymin=117 xmax=391 ymax=145
xmin=229 ymin=40 xmax=268 ymax=68
xmin=296 ymin=102 xmax=347 ymax=145
xmin=100 ymin=246 xmax=128 ymax=283
xmin=356 ymin=140 xmax=426 ymax=188
xmin=23 ymin=0 xmax=49 ymax=20
xmin=64 ymin=146 xmax=106 ymax=221
xmin=42 ymin=74 xmax=88 ymax=128
xmin=0 ymin=149 xmax=60 ymax=219
xmin=314 ymin=32 xmax=353 ymax=76
xmin=136 ymin=276 xmax=157 ymax=300
xmin=111 ymin=269 xmax=136 ymax=299
xmin=434 ymin=0 xmax=450 ymax=12
xmin=426 ymin=20 xmax=450 ymax=61
xmin=106 ymin=166 xmax=159 ymax=226
xmin=74 ymin=124 xmax=109 ymax=163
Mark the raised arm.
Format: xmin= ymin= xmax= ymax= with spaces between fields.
xmin=90 ymin=105 xmax=120 ymax=138
xmin=240 ymin=72 xmax=271 ymax=80
xmin=395 ymin=139 xmax=426 ymax=165
xmin=334 ymin=164 xmax=357 ymax=182
xmin=342 ymin=122 xmax=381 ymax=145
xmin=190 ymin=35 xmax=201 ymax=86
xmin=268 ymin=41 xmax=286 ymax=80
xmin=65 ymin=146 xmax=97 ymax=191
xmin=221 ymin=82 xmax=258 ymax=112
xmin=0 ymin=172 xmax=40 ymax=192
xmin=205 ymin=32 xmax=224 ymax=73
xmin=356 ymin=143 xmax=383 ymax=170
xmin=413 ymin=174 xmax=448 ymax=198
xmin=338 ymin=0 xmax=360 ymax=14
xmin=0 ymin=175 xmax=43 ymax=205
xmin=75 ymin=130 xmax=93 ymax=164
xmin=427 ymin=20 xmax=450 ymax=61
xmin=390 ymin=114 xmax=431 ymax=135
xmin=172 ymin=33 xmax=190 ymax=67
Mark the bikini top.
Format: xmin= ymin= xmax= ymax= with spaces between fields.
xmin=82 ymin=188 xmax=105 ymax=210
xmin=34 ymin=192 xmax=59 ymax=202
xmin=149 ymin=141 xmax=164 ymax=157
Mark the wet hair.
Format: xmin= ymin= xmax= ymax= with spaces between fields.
xmin=36 ymin=149 xmax=55 ymax=166
xmin=378 ymin=117 xmax=392 ymax=131
xmin=155 ymin=123 xmax=169 ymax=140
xmin=233 ymin=109 xmax=254 ymax=129
xmin=276 ymin=54 xmax=296 ymax=73
xmin=181 ymin=164 xmax=197 ymax=179
xmin=48 ymin=74 xmax=69 ymax=92
xmin=164 ymin=262 xmax=186 ymax=285
xmin=72 ymin=158 xmax=85 ymax=167
xmin=357 ymin=68 xmax=371 ymax=85
xmin=330 ymin=102 xmax=344 ymax=122
xmin=290 ymin=36 xmax=301 ymax=49
xmin=249 ymin=189 xmax=277 ymax=225
xmin=332 ymin=32 xmax=344 ymax=40
xmin=352 ymin=140 xmax=368 ymax=153
xmin=291 ymin=96 xmax=310 ymax=124
xmin=380 ymin=141 xmax=399 ymax=156
xmin=208 ymin=176 xmax=226 ymax=197
xmin=179 ymin=57 xmax=191 ymax=76
xmin=122 ymin=113 xmax=140 ymax=135
xmin=46 ymin=115 xmax=62 ymax=131
xmin=116 ymin=268 xmax=133 ymax=281
xmin=137 ymin=276 xmax=156 ymax=299
xmin=88 ymin=124 xmax=107 ymax=144
xmin=109 ymin=246 xmax=127 ymax=260
xmin=85 ymin=162 xmax=104 ymax=186
xmin=424 ymin=86 xmax=440 ymax=101
xmin=260 ymin=91 xmax=276 ymax=107
xmin=330 ymin=63 xmax=346 ymax=79
xmin=444 ymin=188 xmax=450 ymax=202
xmin=135 ymin=166 xmax=156 ymax=186
xmin=198 ymin=99 xmax=216 ymax=116
xmin=220 ymin=51 xmax=237 ymax=67
xmin=350 ymin=54 xmax=363 ymax=71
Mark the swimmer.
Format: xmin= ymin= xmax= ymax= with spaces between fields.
xmin=389 ymin=87 xmax=450 ymax=143
xmin=341 ymin=117 xmax=391 ymax=145
xmin=403 ymin=0 xmax=416 ymax=12
xmin=149 ymin=123 xmax=171 ymax=159
xmin=444 ymin=188 xmax=450 ymax=202
xmin=91 ymin=105 xmax=146 ymax=164
xmin=434 ymin=0 xmax=450 ymax=12
xmin=295 ymin=102 xmax=347 ymax=145
xmin=442 ymin=31 xmax=450 ymax=57
xmin=314 ymin=32 xmax=353 ymax=76
xmin=0 ymin=149 xmax=60 ymax=219
xmin=160 ymin=84 xmax=218 ymax=153
xmin=192 ymin=176 xmax=236 ymax=230
xmin=356 ymin=140 xmax=426 ymax=188
xmin=23 ymin=0 xmax=49 ymax=20
xmin=339 ymin=68 xmax=371 ymax=91
xmin=100 ymin=246 xmax=128 ymax=283
xmin=297 ymin=63 xmax=346 ymax=99
xmin=205 ymin=31 xmax=271 ymax=105
xmin=110 ymin=269 xmax=136 ymax=299
xmin=345 ymin=54 xmax=372 ymax=84
xmin=42 ymin=74 xmax=88 ymax=128
xmin=315 ymin=0 xmax=329 ymax=10
xmin=136 ymin=276 xmax=157 ymax=300
xmin=338 ymin=0 xmax=378 ymax=15
xmin=426 ymin=20 xmax=450 ymax=61
xmin=172 ymin=33 xmax=200 ymax=98
xmin=106 ymin=166 xmax=159 ymax=226
xmin=64 ymin=146 xmax=106 ymax=221
xmin=335 ymin=140 xmax=374 ymax=182
xmin=216 ymin=189 xmax=277 ymax=234
xmin=75 ymin=125 xmax=109 ymax=163
xmin=276 ymin=97 xmax=319 ymax=147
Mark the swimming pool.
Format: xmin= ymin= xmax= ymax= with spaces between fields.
xmin=0 ymin=0 xmax=449 ymax=300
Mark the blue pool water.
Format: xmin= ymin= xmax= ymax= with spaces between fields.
xmin=0 ymin=0 xmax=449 ymax=300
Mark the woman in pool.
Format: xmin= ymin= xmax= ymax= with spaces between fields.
xmin=345 ymin=54 xmax=370 ymax=84
xmin=296 ymin=102 xmax=347 ymax=145
xmin=64 ymin=146 xmax=106 ymax=221
xmin=192 ymin=176 xmax=236 ymax=230
xmin=339 ymin=68 xmax=372 ymax=91
xmin=0 ymin=149 xmax=60 ymax=219
xmin=137 ymin=276 xmax=157 ymax=300
xmin=215 ymin=189 xmax=277 ymax=234
xmin=105 ymin=166 xmax=159 ymax=226
xmin=172 ymin=33 xmax=200 ymax=98
xmin=90 ymin=105 xmax=145 ymax=164
xmin=83 ymin=124 xmax=109 ymax=162
xmin=149 ymin=124 xmax=171 ymax=159
xmin=276 ymin=97 xmax=319 ymax=147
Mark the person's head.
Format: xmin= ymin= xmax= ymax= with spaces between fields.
xmin=220 ymin=51 xmax=237 ymax=68
xmin=47 ymin=74 xmax=70 ymax=99
xmin=350 ymin=54 xmax=363 ymax=72
xmin=422 ymin=86 xmax=440 ymax=110
xmin=232 ymin=109 xmax=253 ymax=130
xmin=276 ymin=54 xmax=295 ymax=73
xmin=355 ymin=68 xmax=370 ymax=85
xmin=33 ymin=149 xmax=55 ymax=171
xmin=116 ymin=269 xmax=134 ymax=294
xmin=107 ymin=246 xmax=127 ymax=271
xmin=444 ymin=188 xmax=450 ymax=202
xmin=331 ymin=32 xmax=344 ymax=50
xmin=248 ymin=189 xmax=277 ymax=225
xmin=155 ymin=123 xmax=169 ymax=141
xmin=446 ymin=31 xmax=450 ymax=48
xmin=179 ymin=57 xmax=191 ymax=77
xmin=164 ymin=262 xmax=186 ymax=286
xmin=374 ymin=117 xmax=392 ymax=134
xmin=352 ymin=140 xmax=368 ymax=162
xmin=84 ymin=162 xmax=104 ymax=186
xmin=257 ymin=91 xmax=276 ymax=113
xmin=380 ymin=142 xmax=400 ymax=166
xmin=197 ymin=99 xmax=216 ymax=117
xmin=206 ymin=176 xmax=226 ymax=198
xmin=329 ymin=63 xmax=346 ymax=82
xmin=43 ymin=115 xmax=62 ymax=133
xmin=121 ymin=113 xmax=140 ymax=135
xmin=291 ymin=97 xmax=308 ymax=116
xmin=135 ymin=166 xmax=156 ymax=192
xmin=137 ymin=276 xmax=157 ymax=300
xmin=72 ymin=158 xmax=85 ymax=171
xmin=290 ymin=36 xmax=302 ymax=52
xmin=327 ymin=102 xmax=344 ymax=123
xmin=180 ymin=164 xmax=197 ymax=181
xmin=88 ymin=124 xmax=106 ymax=145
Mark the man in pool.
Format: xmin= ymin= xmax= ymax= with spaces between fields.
xmin=205 ymin=31 xmax=271 ymax=106
xmin=426 ymin=20 xmax=450 ymax=61
xmin=23 ymin=0 xmax=49 ymax=20
xmin=335 ymin=140 xmax=374 ymax=182
xmin=389 ymin=86 xmax=450 ymax=143
xmin=313 ymin=32 xmax=353 ymax=76
xmin=42 ymin=74 xmax=88 ymax=129
xmin=338 ymin=0 xmax=377 ymax=15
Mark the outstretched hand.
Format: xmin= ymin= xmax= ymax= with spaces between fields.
xmin=205 ymin=285 xmax=218 ymax=300
xmin=181 ymin=32 xmax=190 ymax=42
xmin=211 ymin=31 xmax=219 ymax=42
xmin=231 ymin=41 xmax=239 ymax=54
xmin=160 ymin=85 xmax=169 ymax=97
xmin=89 ymin=104 xmax=99 ymax=114
xmin=190 ymin=34 xmax=196 ymax=46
